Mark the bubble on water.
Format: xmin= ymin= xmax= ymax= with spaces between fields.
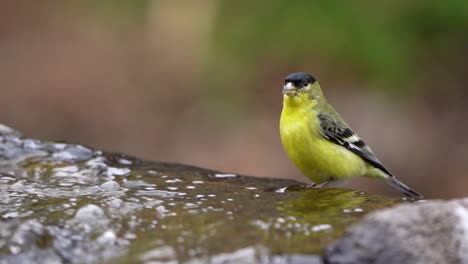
xmin=74 ymin=204 xmax=108 ymax=227
xmin=52 ymin=166 xmax=79 ymax=176
xmin=144 ymin=199 xmax=164 ymax=208
xmin=96 ymin=230 xmax=117 ymax=244
xmin=117 ymin=158 xmax=133 ymax=165
xmin=184 ymin=203 xmax=198 ymax=209
xmin=275 ymin=187 xmax=287 ymax=193
xmin=0 ymin=176 xmax=16 ymax=183
xmin=192 ymin=181 xmax=204 ymax=184
xmin=108 ymin=198 xmax=124 ymax=209
xmin=155 ymin=205 xmax=172 ymax=217
xmin=0 ymin=124 xmax=19 ymax=135
xmin=311 ymin=224 xmax=332 ymax=232
xmin=3 ymin=211 xmax=33 ymax=218
xmin=213 ymin=173 xmax=238 ymax=178
xmin=140 ymin=246 xmax=176 ymax=262
xmin=124 ymin=233 xmax=137 ymax=240
xmin=59 ymin=182 xmax=74 ymax=187
xmin=100 ymin=181 xmax=121 ymax=192
xmin=106 ymin=167 xmax=130 ymax=177
xmin=51 ymin=145 xmax=93 ymax=162
xmin=165 ymin=179 xmax=183 ymax=183
xmin=85 ymin=156 xmax=108 ymax=170
xmin=9 ymin=245 xmax=21 ymax=254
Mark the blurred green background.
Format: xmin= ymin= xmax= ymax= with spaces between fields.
xmin=1 ymin=0 xmax=467 ymax=198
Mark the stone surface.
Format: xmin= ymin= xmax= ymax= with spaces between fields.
xmin=325 ymin=199 xmax=468 ymax=264
xmin=0 ymin=124 xmax=402 ymax=264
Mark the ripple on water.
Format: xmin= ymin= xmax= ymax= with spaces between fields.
xmin=123 ymin=180 xmax=156 ymax=189
xmin=137 ymin=189 xmax=186 ymax=198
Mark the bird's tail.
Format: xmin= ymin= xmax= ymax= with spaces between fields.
xmin=385 ymin=177 xmax=423 ymax=200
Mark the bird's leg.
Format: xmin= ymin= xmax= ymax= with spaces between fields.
xmin=317 ymin=178 xmax=351 ymax=188
xmin=313 ymin=178 xmax=334 ymax=188
xmin=286 ymin=178 xmax=343 ymax=191
xmin=303 ymin=179 xmax=333 ymax=189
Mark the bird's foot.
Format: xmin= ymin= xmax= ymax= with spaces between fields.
xmin=311 ymin=179 xmax=334 ymax=188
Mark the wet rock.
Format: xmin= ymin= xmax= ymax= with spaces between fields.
xmin=0 ymin=124 xmax=402 ymax=264
xmin=325 ymin=199 xmax=468 ymax=264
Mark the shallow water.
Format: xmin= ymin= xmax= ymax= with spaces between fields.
xmin=0 ymin=125 xmax=400 ymax=264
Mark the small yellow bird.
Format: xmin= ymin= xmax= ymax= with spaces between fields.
xmin=280 ymin=72 xmax=422 ymax=199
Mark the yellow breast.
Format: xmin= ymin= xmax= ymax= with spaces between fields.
xmin=280 ymin=94 xmax=367 ymax=183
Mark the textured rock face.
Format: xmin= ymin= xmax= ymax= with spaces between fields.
xmin=325 ymin=199 xmax=468 ymax=264
xmin=0 ymin=124 xmax=400 ymax=264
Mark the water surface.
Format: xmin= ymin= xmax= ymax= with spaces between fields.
xmin=0 ymin=125 xmax=401 ymax=264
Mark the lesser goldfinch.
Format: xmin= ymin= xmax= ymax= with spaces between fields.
xmin=280 ymin=72 xmax=422 ymax=199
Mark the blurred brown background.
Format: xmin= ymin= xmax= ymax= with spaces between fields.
xmin=1 ymin=1 xmax=467 ymax=199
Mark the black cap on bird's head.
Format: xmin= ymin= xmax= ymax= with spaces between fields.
xmin=283 ymin=72 xmax=317 ymax=96
xmin=284 ymin=72 xmax=316 ymax=85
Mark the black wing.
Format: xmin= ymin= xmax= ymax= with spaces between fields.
xmin=317 ymin=113 xmax=392 ymax=176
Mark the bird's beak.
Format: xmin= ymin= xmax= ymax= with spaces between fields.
xmin=282 ymin=82 xmax=297 ymax=96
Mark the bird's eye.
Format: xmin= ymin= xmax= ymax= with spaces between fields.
xmin=295 ymin=80 xmax=308 ymax=89
xmin=293 ymin=81 xmax=302 ymax=87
